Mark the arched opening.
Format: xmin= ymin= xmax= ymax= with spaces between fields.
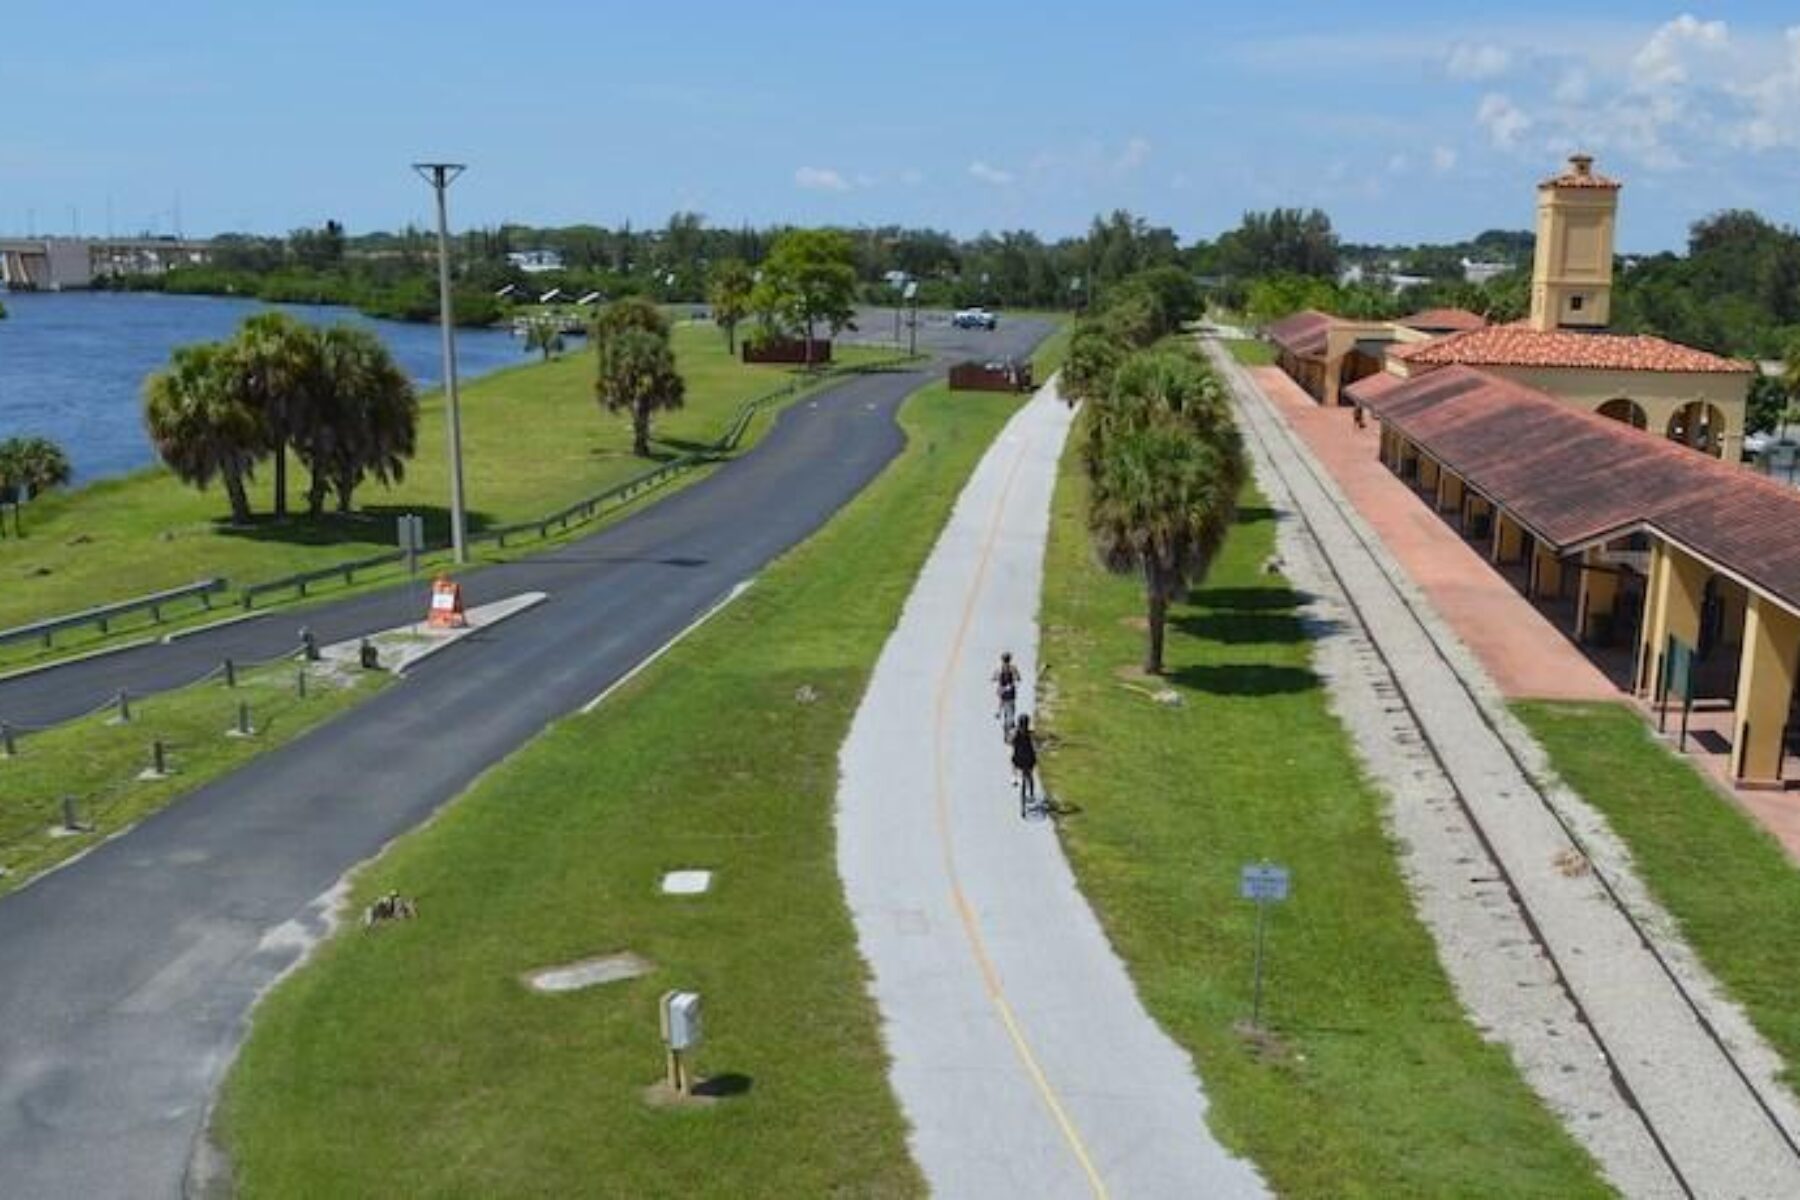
xmin=1666 ymin=401 xmax=1728 ymax=458
xmin=1597 ymin=397 xmax=1648 ymax=430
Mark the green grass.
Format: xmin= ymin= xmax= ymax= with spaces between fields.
xmin=1516 ymin=699 xmax=1800 ymax=1085
xmin=216 ymin=380 xmax=1029 ymax=1196
xmin=1224 ymin=338 xmax=1276 ymax=366
xmin=0 ymin=327 xmax=882 ymax=634
xmin=1031 ymin=319 xmax=1073 ymax=379
xmin=1037 ymin=437 xmax=1608 ymax=1196
xmin=0 ymin=656 xmax=386 ymax=892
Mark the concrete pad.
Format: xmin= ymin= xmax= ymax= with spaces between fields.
xmin=524 ymin=951 xmax=653 ymax=994
xmin=317 ymin=591 xmax=549 ymax=679
xmin=837 ymin=377 xmax=1267 ymax=1197
xmin=660 ymin=870 xmax=712 ymax=895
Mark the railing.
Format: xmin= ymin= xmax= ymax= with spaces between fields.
xmin=0 ymin=579 xmax=227 ymax=651
xmin=240 ymin=549 xmax=410 ymax=609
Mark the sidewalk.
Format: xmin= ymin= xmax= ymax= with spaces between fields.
xmin=837 ymin=379 xmax=1266 ymax=1198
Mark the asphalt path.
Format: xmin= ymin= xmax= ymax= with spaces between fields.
xmin=0 ymin=316 xmax=1051 ymax=1200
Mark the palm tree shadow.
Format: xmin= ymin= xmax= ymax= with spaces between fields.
xmin=212 ymin=503 xmax=495 ymax=547
xmin=1164 ymin=664 xmax=1319 ymax=696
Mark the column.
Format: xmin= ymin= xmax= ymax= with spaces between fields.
xmin=1492 ymin=511 xmax=1524 ymax=565
xmin=1531 ymin=542 xmax=1565 ymax=600
xmin=1437 ymin=472 xmax=1465 ymax=514
xmin=1733 ymin=595 xmax=1800 ymax=783
xmin=1577 ymin=548 xmax=1619 ymax=643
xmin=1640 ymin=543 xmax=1707 ymax=701
xmin=1419 ymin=456 xmax=1440 ymax=492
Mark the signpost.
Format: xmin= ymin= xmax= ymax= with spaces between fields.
xmin=903 ymin=280 xmax=919 ymax=356
xmin=1239 ymin=862 xmax=1290 ymax=1030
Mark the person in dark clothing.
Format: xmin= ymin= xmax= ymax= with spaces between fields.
xmin=994 ymin=651 xmax=1020 ymax=738
xmin=1011 ymin=712 xmax=1039 ymax=815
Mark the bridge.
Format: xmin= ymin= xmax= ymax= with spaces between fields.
xmin=0 ymin=237 xmax=211 ymax=290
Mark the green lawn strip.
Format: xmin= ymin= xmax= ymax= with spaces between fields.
xmin=0 ymin=657 xmax=386 ymax=893
xmin=1224 ymin=338 xmax=1275 ymax=366
xmin=0 ymin=328 xmax=892 ymax=633
xmin=1515 ymin=699 xmax=1800 ymax=1085
xmin=1037 ymin=436 xmax=1608 ymax=1196
xmin=1031 ymin=319 xmax=1073 ymax=378
xmin=0 ymin=347 xmax=901 ymax=673
xmin=217 ymin=381 xmax=1026 ymax=1197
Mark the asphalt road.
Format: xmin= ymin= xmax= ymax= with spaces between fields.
xmin=0 ymin=315 xmax=1051 ymax=1200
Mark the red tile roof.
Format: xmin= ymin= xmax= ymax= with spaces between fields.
xmin=1398 ymin=307 xmax=1487 ymax=333
xmin=1346 ymin=366 xmax=1800 ymax=610
xmin=1541 ymin=154 xmax=1621 ymax=190
xmin=1387 ymin=325 xmax=1752 ymax=374
xmin=1264 ymin=310 xmax=1333 ymax=359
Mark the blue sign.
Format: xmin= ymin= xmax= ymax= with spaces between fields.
xmin=1240 ymin=863 xmax=1290 ymax=902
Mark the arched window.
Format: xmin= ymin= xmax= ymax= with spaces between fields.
xmin=1597 ymin=397 xmax=1648 ymax=430
xmin=1666 ymin=401 xmax=1728 ymax=459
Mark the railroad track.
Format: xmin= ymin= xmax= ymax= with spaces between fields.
xmin=1209 ymin=341 xmax=1800 ymax=1198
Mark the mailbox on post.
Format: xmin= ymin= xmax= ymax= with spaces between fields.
xmin=659 ymin=990 xmax=703 ymax=1095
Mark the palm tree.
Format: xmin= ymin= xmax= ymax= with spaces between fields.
xmin=524 ymin=319 xmax=565 ymax=362
xmin=707 ymin=258 xmax=754 ymax=354
xmin=594 ymin=299 xmax=685 ymax=457
xmin=143 ymin=343 xmax=266 ymax=525
xmin=232 ymin=312 xmax=320 ymax=520
xmin=1084 ymin=348 xmax=1244 ymax=674
xmin=305 ymin=326 xmax=418 ymax=514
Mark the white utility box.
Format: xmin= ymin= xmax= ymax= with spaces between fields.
xmin=660 ymin=990 xmax=703 ymax=1051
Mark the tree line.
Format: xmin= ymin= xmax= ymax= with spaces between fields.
xmin=142 ymin=314 xmax=418 ymax=524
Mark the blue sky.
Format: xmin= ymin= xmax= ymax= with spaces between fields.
xmin=6 ymin=2 xmax=1800 ymax=251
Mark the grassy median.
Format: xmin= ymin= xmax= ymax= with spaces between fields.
xmin=1517 ymin=699 xmax=1800 ymax=1086
xmin=1224 ymin=338 xmax=1276 ymax=366
xmin=216 ymin=380 xmax=1028 ymax=1196
xmin=0 ymin=656 xmax=386 ymax=893
xmin=1036 ymin=432 xmax=1607 ymax=1196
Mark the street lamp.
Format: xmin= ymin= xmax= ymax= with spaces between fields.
xmin=412 ymin=162 xmax=469 ymax=564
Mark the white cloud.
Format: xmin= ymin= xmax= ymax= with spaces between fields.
xmin=1732 ymin=27 xmax=1800 ymax=149
xmin=1476 ymin=92 xmax=1531 ymax=148
xmin=1630 ymin=14 xmax=1727 ymax=90
xmin=1447 ymin=42 xmax=1511 ymax=81
xmin=968 ymin=160 xmax=1015 ymax=186
xmin=1553 ymin=67 xmax=1590 ymax=104
xmin=1431 ymin=145 xmax=1458 ymax=173
xmin=793 ymin=166 xmax=850 ymax=192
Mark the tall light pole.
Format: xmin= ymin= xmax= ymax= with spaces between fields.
xmin=413 ymin=162 xmax=469 ymax=564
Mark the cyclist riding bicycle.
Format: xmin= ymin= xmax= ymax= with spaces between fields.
xmin=994 ymin=651 xmax=1020 ymax=738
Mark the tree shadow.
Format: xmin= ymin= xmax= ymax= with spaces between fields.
xmin=1164 ymin=664 xmax=1319 ymax=696
xmin=691 ymin=1073 xmax=753 ymax=1099
xmin=1235 ymin=504 xmax=1282 ymax=527
xmin=1187 ymin=585 xmax=1309 ymax=612
xmin=1174 ymin=609 xmax=1313 ymax=646
xmin=211 ymin=503 xmax=499 ymax=547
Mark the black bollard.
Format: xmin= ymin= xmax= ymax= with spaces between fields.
xmin=151 ymin=739 xmax=167 ymax=776
xmin=236 ymin=701 xmax=252 ymax=736
xmin=61 ymin=794 xmax=85 ymax=832
xmin=116 ymin=691 xmax=132 ymax=723
xmin=1 ymin=722 xmax=13 ymax=758
xmin=224 ymin=658 xmax=237 ymax=688
xmin=300 ymin=627 xmax=320 ymax=662
xmin=296 ymin=667 xmax=308 ymax=699
xmin=359 ymin=639 xmax=380 ymax=671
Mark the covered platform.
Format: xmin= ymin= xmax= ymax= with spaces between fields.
xmin=1350 ymin=365 xmax=1800 ymax=788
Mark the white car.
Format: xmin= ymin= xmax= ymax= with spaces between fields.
xmin=952 ymin=307 xmax=998 ymax=331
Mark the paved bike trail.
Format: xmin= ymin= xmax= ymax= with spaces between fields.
xmin=0 ymin=319 xmax=1050 ymax=1200
xmin=838 ymin=380 xmax=1267 ymax=1198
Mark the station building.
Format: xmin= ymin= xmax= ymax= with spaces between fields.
xmin=1308 ymin=156 xmax=1798 ymax=786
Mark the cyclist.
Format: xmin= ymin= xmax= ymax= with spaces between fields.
xmin=994 ymin=651 xmax=1020 ymax=738
xmin=1011 ymin=713 xmax=1039 ymax=816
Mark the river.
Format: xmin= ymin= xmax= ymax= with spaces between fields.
xmin=0 ymin=291 xmax=533 ymax=483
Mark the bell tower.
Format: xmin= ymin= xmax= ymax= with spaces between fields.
xmin=1529 ymin=154 xmax=1620 ymax=332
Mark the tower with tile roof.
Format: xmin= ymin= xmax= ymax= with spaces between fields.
xmin=1529 ymin=154 xmax=1620 ymax=333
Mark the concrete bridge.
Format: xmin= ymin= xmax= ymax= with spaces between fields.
xmin=0 ymin=237 xmax=210 ymax=290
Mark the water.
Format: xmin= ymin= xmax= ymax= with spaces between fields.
xmin=0 ymin=291 xmax=532 ymax=483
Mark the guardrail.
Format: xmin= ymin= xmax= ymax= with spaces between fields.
xmin=0 ymin=579 xmax=227 ymax=650
xmin=240 ymin=549 xmax=410 ymax=609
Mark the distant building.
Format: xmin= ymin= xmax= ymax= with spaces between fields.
xmin=507 ymin=249 xmax=564 ymax=274
xmin=1462 ymin=258 xmax=1511 ymax=285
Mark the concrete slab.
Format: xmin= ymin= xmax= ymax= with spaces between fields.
xmin=838 ymin=378 xmax=1267 ymax=1198
xmin=524 ymin=951 xmax=653 ymax=994
xmin=660 ymin=870 xmax=712 ymax=895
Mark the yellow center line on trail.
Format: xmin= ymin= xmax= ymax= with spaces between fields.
xmin=929 ymin=422 xmax=1111 ymax=1200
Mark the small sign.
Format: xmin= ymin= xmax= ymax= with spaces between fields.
xmin=1240 ymin=863 xmax=1290 ymax=902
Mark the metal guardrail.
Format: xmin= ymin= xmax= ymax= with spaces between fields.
xmin=239 ymin=549 xmax=409 ymax=609
xmin=0 ymin=579 xmax=227 ymax=650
